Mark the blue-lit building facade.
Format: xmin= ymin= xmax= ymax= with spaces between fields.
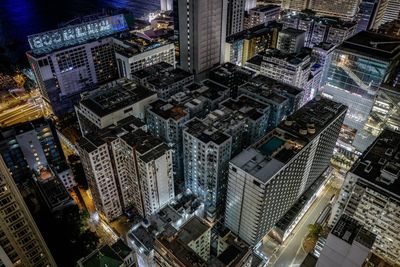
xmin=355 ymin=0 xmax=379 ymax=33
xmin=321 ymin=31 xmax=400 ymax=152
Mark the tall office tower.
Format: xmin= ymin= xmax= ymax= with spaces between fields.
xmin=245 ymin=0 xmax=256 ymax=11
xmin=225 ymin=22 xmax=281 ymax=66
xmin=329 ymin=129 xmax=400 ymax=265
xmin=75 ymin=79 xmax=157 ymax=136
xmin=371 ymin=0 xmax=390 ymax=28
xmin=308 ymin=0 xmax=361 ymax=20
xmin=321 ymin=31 xmax=400 ymax=152
xmin=227 ymin=0 xmax=246 ymax=36
xmin=0 ymin=118 xmax=75 ymax=190
xmin=146 ymin=100 xmax=190 ymax=193
xmin=160 ymin=0 xmax=173 ymax=10
xmin=26 ymin=14 xmax=128 ymax=116
xmin=316 ymin=214 xmax=376 ymax=267
xmin=259 ymin=49 xmax=312 ymax=89
xmin=281 ymin=12 xmax=357 ymax=47
xmin=312 ymin=42 xmax=336 ymax=86
xmin=114 ymin=33 xmax=175 ymax=80
xmin=373 ymin=0 xmax=400 ymax=28
xmin=224 ymin=97 xmax=346 ymax=245
xmin=356 ymin=0 xmax=379 ymax=32
xmin=281 ymin=0 xmax=309 ymax=11
xmin=131 ymin=63 xmax=194 ymax=100
xmin=177 ymin=0 xmax=228 ymax=77
xmin=78 ymin=117 xmax=174 ymax=221
xmin=0 ymin=156 xmax=56 ymax=267
xmin=276 ymin=28 xmax=306 ymax=54
xmin=183 ymin=95 xmax=270 ymax=220
xmin=246 ymin=5 xmax=281 ymax=29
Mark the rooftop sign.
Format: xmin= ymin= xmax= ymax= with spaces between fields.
xmin=28 ymin=14 xmax=128 ymax=54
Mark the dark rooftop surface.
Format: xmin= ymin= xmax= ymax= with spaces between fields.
xmin=110 ymin=239 xmax=132 ymax=259
xmin=340 ymin=31 xmax=400 ymax=61
xmin=250 ymin=4 xmax=280 ymax=12
xmin=146 ymin=68 xmax=193 ymax=88
xmin=332 ymin=214 xmax=376 ymax=248
xmin=279 ymin=27 xmax=306 ymax=35
xmin=263 ymin=48 xmax=311 ymax=65
xmin=279 ymin=97 xmax=347 ymax=142
xmin=78 ymin=244 xmax=124 ymax=267
xmin=226 ymin=21 xmax=282 ymax=42
xmin=114 ymin=32 xmax=169 ymax=58
xmin=132 ymin=62 xmax=174 ymax=80
xmin=80 ymin=79 xmax=155 ymax=117
xmin=351 ymin=129 xmax=400 ymax=198
xmin=178 ymin=216 xmax=210 ymax=244
xmin=220 ymin=95 xmax=270 ymax=121
xmin=148 ymin=99 xmax=189 ymax=121
xmin=184 ymin=118 xmax=231 ymax=145
xmin=282 ymin=11 xmax=357 ymax=29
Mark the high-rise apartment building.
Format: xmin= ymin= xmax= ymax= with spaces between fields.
xmin=321 ymin=31 xmax=400 ymax=151
xmin=27 ymin=14 xmax=128 ymax=116
xmin=146 ymin=100 xmax=190 ymax=193
xmin=75 ymin=79 xmax=157 ymax=136
xmin=225 ymin=22 xmax=281 ymax=66
xmin=373 ymin=0 xmax=400 ymax=28
xmin=177 ymin=0 xmax=228 ymax=77
xmin=0 ymin=156 xmax=56 ymax=267
xmin=224 ymin=97 xmax=346 ymax=245
xmin=246 ymin=5 xmax=281 ymax=29
xmin=259 ymin=49 xmax=312 ymax=89
xmin=183 ymin=95 xmax=270 ymax=219
xmin=276 ymin=28 xmax=306 ymax=54
xmin=312 ymin=42 xmax=336 ymax=85
xmin=131 ymin=63 xmax=194 ymax=100
xmin=281 ymin=0 xmax=309 ymax=10
xmin=281 ymin=12 xmax=357 ymax=47
xmin=329 ymin=129 xmax=400 ymax=265
xmin=78 ymin=117 xmax=174 ymax=221
xmin=227 ymin=0 xmax=246 ymax=36
xmin=308 ymin=0 xmax=361 ymax=20
xmin=0 ymin=118 xmax=75 ymax=190
xmin=114 ymin=33 xmax=175 ymax=80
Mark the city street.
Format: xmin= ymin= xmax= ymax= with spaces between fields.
xmin=265 ymin=177 xmax=341 ymax=267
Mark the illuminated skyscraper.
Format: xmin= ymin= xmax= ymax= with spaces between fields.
xmin=0 ymin=156 xmax=56 ymax=267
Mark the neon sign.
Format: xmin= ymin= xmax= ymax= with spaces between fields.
xmin=28 ymin=14 xmax=128 ymax=54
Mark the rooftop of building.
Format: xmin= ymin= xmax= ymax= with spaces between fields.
xmin=331 ymin=214 xmax=376 ymax=248
xmin=184 ymin=118 xmax=231 ymax=145
xmin=340 ymin=31 xmax=400 ymax=61
xmin=250 ymin=74 xmax=303 ymax=96
xmin=226 ymin=22 xmax=282 ymax=42
xmin=219 ymin=95 xmax=270 ymax=121
xmin=351 ymin=129 xmax=400 ymax=198
xmin=110 ymin=239 xmax=132 ymax=259
xmin=146 ymin=68 xmax=193 ymax=88
xmin=231 ymin=97 xmax=346 ymax=183
xmin=78 ymin=116 xmax=152 ymax=153
xmin=114 ymin=32 xmax=172 ymax=58
xmin=178 ymin=216 xmax=210 ymax=244
xmin=209 ymin=62 xmax=255 ymax=79
xmin=155 ymin=216 xmax=210 ymax=267
xmin=282 ymin=11 xmax=357 ymax=29
xmin=263 ymin=48 xmax=311 ymax=65
xmin=279 ymin=27 xmax=306 ymax=36
xmin=216 ymin=227 xmax=252 ymax=266
xmin=79 ymin=79 xmax=155 ymax=117
xmin=250 ymin=4 xmax=280 ymax=12
xmin=77 ymin=244 xmax=125 ymax=267
xmin=148 ymin=99 xmax=189 ymax=121
xmin=131 ymin=61 xmax=174 ymax=80
xmin=312 ymin=42 xmax=336 ymax=51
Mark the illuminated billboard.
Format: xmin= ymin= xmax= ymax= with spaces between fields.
xmin=28 ymin=14 xmax=128 ymax=54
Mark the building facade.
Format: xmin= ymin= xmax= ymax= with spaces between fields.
xmin=329 ymin=129 xmax=400 ymax=265
xmin=0 ymin=156 xmax=56 ymax=267
xmin=224 ymin=98 xmax=346 ymax=245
